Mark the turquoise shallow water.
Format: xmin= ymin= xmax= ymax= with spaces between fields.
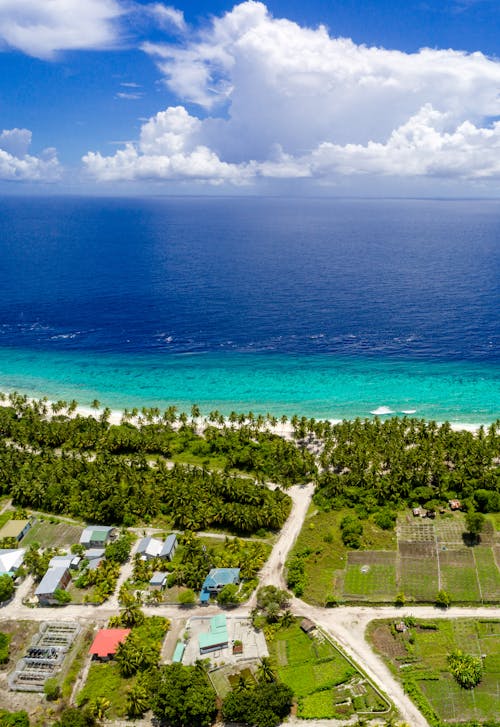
xmin=0 ymin=348 xmax=498 ymax=424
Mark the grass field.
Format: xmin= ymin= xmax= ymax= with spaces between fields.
xmin=292 ymin=508 xmax=500 ymax=605
xmin=78 ymin=661 xmax=134 ymax=718
xmin=369 ymin=619 xmax=500 ymax=725
xmin=267 ymin=622 xmax=390 ymax=720
xmin=22 ymin=519 xmax=82 ymax=548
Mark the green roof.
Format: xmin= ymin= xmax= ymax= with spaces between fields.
xmin=172 ymin=642 xmax=185 ymax=662
xmin=198 ymin=614 xmax=228 ymax=651
xmin=0 ymin=520 xmax=29 ymax=539
xmin=91 ymin=530 xmax=108 ymax=542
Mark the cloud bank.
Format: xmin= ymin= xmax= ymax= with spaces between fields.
xmin=0 ymin=0 xmax=123 ymax=58
xmin=82 ymin=1 xmax=500 ymax=187
xmin=0 ymin=128 xmax=61 ymax=181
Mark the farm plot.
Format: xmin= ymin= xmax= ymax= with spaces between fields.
xmin=343 ymin=551 xmax=397 ymax=601
xmin=371 ymin=618 xmax=500 ymax=726
xmin=268 ymin=622 xmax=389 ymax=720
xmin=398 ymin=540 xmax=439 ymax=602
xmin=439 ymin=549 xmax=480 ymax=602
xmin=22 ymin=520 xmax=82 ymax=549
xmin=474 ymin=547 xmax=500 ymax=602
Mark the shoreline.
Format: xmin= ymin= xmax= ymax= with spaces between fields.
xmin=0 ymin=388 xmax=488 ymax=434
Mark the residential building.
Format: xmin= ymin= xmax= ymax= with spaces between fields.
xmin=198 ymin=614 xmax=229 ymax=654
xmin=149 ymin=572 xmax=167 ymax=590
xmin=35 ymin=566 xmax=71 ymax=605
xmin=0 ymin=548 xmax=26 ymax=576
xmin=79 ymin=526 xmax=114 ymax=548
xmin=89 ymin=628 xmax=131 ymax=661
xmin=200 ymin=568 xmax=240 ymax=602
xmin=48 ymin=555 xmax=80 ymax=570
xmin=160 ymin=534 xmax=178 ymax=560
xmin=136 ymin=536 xmax=163 ymax=559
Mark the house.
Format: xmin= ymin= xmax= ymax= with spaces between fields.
xmin=136 ymin=536 xmax=163 ymax=559
xmin=80 ymin=526 xmax=114 ymax=548
xmin=0 ymin=548 xmax=26 ymax=576
xmin=449 ymin=499 xmax=462 ymax=511
xmin=149 ymin=572 xmax=167 ymax=590
xmin=137 ymin=534 xmax=178 ymax=561
xmin=200 ymin=568 xmax=240 ymax=602
xmin=35 ymin=566 xmax=71 ymax=605
xmin=198 ymin=614 xmax=229 ymax=654
xmin=0 ymin=519 xmax=32 ymax=543
xmin=300 ymin=618 xmax=316 ymax=634
xmin=89 ymin=628 xmax=131 ymax=661
xmin=48 ymin=555 xmax=80 ymax=570
xmin=160 ymin=534 xmax=178 ymax=561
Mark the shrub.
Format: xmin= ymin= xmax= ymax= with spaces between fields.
xmin=448 ymin=650 xmax=483 ymax=689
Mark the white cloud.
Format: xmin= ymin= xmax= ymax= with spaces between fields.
xmin=0 ymin=128 xmax=62 ymax=181
xmin=85 ymin=1 xmax=500 ymax=187
xmin=0 ymin=0 xmax=123 ymax=58
xmin=146 ymin=3 xmax=186 ymax=33
xmin=115 ymin=91 xmax=143 ymax=100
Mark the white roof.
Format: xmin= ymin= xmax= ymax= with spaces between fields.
xmin=0 ymin=548 xmax=25 ymax=573
xmin=79 ymin=525 xmax=112 ymax=544
xmin=48 ymin=555 xmax=79 ymax=569
xmin=137 ymin=536 xmax=163 ymax=557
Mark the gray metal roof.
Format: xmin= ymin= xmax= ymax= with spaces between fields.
xmin=160 ymin=534 xmax=177 ymax=557
xmin=35 ymin=566 xmax=69 ymax=596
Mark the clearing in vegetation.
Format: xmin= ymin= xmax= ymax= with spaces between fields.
xmin=267 ymin=622 xmax=390 ymax=720
xmin=288 ymin=508 xmax=500 ymax=605
xmin=369 ymin=618 xmax=500 ymax=726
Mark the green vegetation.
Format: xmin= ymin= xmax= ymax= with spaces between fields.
xmin=369 ymin=618 xmax=500 ymax=726
xmin=149 ymin=663 xmax=217 ymax=727
xmin=0 ymin=631 xmax=10 ymax=663
xmin=222 ymin=680 xmax=293 ymax=727
xmin=78 ymin=616 xmax=169 ymax=718
xmin=267 ymin=622 xmax=389 ymax=720
xmin=447 ymin=650 xmax=483 ymax=689
xmin=0 ymin=396 xmax=305 ymax=533
xmin=0 ymin=574 xmax=14 ymax=602
xmin=0 ymin=710 xmax=30 ymax=726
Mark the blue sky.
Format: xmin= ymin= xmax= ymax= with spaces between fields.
xmin=1 ymin=0 xmax=500 ymax=195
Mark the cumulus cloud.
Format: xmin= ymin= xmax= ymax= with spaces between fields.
xmin=85 ymin=1 xmax=500 ymax=186
xmin=0 ymin=128 xmax=62 ymax=181
xmin=0 ymin=0 xmax=123 ymax=58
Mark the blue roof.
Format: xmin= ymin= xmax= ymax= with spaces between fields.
xmin=199 ymin=589 xmax=211 ymax=603
xmin=202 ymin=568 xmax=240 ymax=590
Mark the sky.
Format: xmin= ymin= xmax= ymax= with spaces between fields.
xmin=1 ymin=0 xmax=500 ymax=195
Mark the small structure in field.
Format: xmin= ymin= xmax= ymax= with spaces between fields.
xmin=412 ymin=507 xmax=422 ymax=517
xmin=395 ymin=621 xmax=406 ymax=633
xmin=149 ymin=572 xmax=167 ymax=590
xmin=89 ymin=628 xmax=131 ymax=661
xmin=449 ymin=499 xmax=462 ymax=511
xmin=300 ymin=618 xmax=316 ymax=634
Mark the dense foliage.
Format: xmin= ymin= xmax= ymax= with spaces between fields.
xmin=310 ymin=417 xmax=499 ymax=512
xmin=447 ymin=650 xmax=483 ymax=689
xmin=0 ymin=631 xmax=10 ymax=663
xmin=222 ymin=681 xmax=293 ymax=727
xmin=149 ymin=663 xmax=217 ymax=727
xmin=0 ymin=398 xmax=292 ymax=534
xmin=0 ymin=710 xmax=30 ymax=727
xmin=0 ymin=575 xmax=14 ymax=603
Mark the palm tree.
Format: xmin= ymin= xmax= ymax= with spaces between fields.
xmin=257 ymin=656 xmax=277 ymax=683
xmin=126 ymin=683 xmax=150 ymax=718
xmin=90 ymin=399 xmax=100 ymax=410
xmin=88 ymin=696 xmax=110 ymax=721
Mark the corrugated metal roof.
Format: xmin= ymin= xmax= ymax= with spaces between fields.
xmin=35 ymin=566 xmax=69 ymax=596
xmin=89 ymin=629 xmax=131 ymax=657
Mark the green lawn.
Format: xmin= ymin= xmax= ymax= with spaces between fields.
xmin=399 ymin=556 xmax=439 ymax=601
xmin=78 ymin=662 xmax=134 ymax=718
xmin=267 ymin=622 xmax=390 ymax=720
xmin=370 ymin=619 xmax=500 ymax=725
xmin=474 ymin=547 xmax=500 ymax=602
xmin=439 ymin=550 xmax=480 ymax=602
xmin=343 ymin=553 xmax=397 ymax=600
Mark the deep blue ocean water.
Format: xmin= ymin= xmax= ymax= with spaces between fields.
xmin=0 ymin=196 xmax=498 ymax=423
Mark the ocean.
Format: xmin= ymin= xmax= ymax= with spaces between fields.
xmin=0 ymin=196 xmax=498 ymax=424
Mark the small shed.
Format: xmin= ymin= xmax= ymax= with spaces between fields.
xmin=412 ymin=507 xmax=422 ymax=517
xmin=48 ymin=555 xmax=80 ymax=570
xmin=300 ymin=618 xmax=316 ymax=634
xmin=89 ymin=628 xmax=131 ymax=661
xmin=172 ymin=641 xmax=185 ymax=663
xmin=449 ymin=499 xmax=461 ymax=511
xmin=149 ymin=572 xmax=167 ymax=590
xmin=395 ymin=621 xmax=406 ymax=633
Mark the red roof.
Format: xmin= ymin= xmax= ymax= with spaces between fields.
xmin=89 ymin=628 xmax=131 ymax=657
